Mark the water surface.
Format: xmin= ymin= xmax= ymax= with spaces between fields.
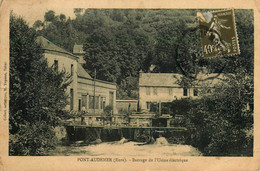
xmin=48 ymin=138 xmax=201 ymax=156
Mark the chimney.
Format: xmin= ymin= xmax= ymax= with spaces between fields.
xmin=139 ymin=70 xmax=143 ymax=78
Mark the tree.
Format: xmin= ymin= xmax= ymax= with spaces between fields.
xmin=44 ymin=10 xmax=55 ymax=22
xmin=9 ymin=13 xmax=70 ymax=155
xmin=33 ymin=20 xmax=43 ymax=30
xmin=36 ymin=9 xmax=253 ymax=100
xmin=59 ymin=14 xmax=66 ymax=22
xmin=74 ymin=8 xmax=84 ymax=17
xmin=171 ymin=9 xmax=254 ymax=156
xmin=186 ymin=70 xmax=253 ymax=156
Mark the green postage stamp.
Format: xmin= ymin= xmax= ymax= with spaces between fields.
xmin=198 ymin=9 xmax=240 ymax=58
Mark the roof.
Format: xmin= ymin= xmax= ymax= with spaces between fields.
xmin=194 ymin=73 xmax=227 ymax=86
xmin=73 ymin=44 xmax=85 ymax=54
xmin=36 ymin=37 xmax=115 ymax=85
xmin=77 ymin=64 xmax=92 ymax=79
xmin=139 ymin=73 xmax=182 ymax=87
xmin=36 ymin=36 xmax=78 ymax=59
xmin=139 ymin=73 xmax=226 ymax=87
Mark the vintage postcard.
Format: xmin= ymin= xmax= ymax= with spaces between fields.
xmin=0 ymin=0 xmax=259 ymax=170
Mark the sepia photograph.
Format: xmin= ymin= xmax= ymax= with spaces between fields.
xmin=0 ymin=0 xmax=259 ymax=170
xmin=8 ymin=8 xmax=254 ymax=157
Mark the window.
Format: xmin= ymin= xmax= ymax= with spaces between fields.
xmin=183 ymin=88 xmax=188 ymax=96
xmin=169 ymin=88 xmax=173 ymax=95
xmin=89 ymin=96 xmax=100 ymax=109
xmin=54 ymin=60 xmax=58 ymax=72
xmin=146 ymin=87 xmax=150 ymax=95
xmin=150 ymin=103 xmax=158 ymax=112
xmin=153 ymin=88 xmax=157 ymax=95
xmin=95 ymin=96 xmax=99 ymax=109
xmin=78 ymin=99 xmax=81 ymax=111
xmin=194 ymin=88 xmax=198 ymax=96
xmin=109 ymin=92 xmax=114 ymax=107
xmin=71 ymin=64 xmax=74 ymax=76
xmin=100 ymin=97 xmax=104 ymax=109
xmin=146 ymin=102 xmax=151 ymax=110
xmin=89 ymin=96 xmax=94 ymax=109
xmin=82 ymin=95 xmax=87 ymax=107
xmin=70 ymin=89 xmax=73 ymax=110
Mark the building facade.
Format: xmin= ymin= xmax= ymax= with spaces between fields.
xmin=36 ymin=36 xmax=117 ymax=116
xmin=138 ymin=72 xmax=199 ymax=111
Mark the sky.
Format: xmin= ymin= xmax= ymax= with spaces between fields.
xmin=12 ymin=7 xmax=77 ymax=26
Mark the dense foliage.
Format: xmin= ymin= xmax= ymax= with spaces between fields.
xmin=181 ymin=71 xmax=253 ymax=156
xmin=35 ymin=9 xmax=253 ymax=99
xmin=35 ymin=9 xmax=196 ymax=99
xmin=166 ymin=71 xmax=253 ymax=156
xmin=9 ymin=13 xmax=70 ymax=155
xmin=170 ymin=10 xmax=253 ymax=156
xmin=33 ymin=9 xmax=254 ymax=156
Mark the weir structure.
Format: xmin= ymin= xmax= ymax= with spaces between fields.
xmin=60 ymin=103 xmax=189 ymax=145
xmin=63 ymin=124 xmax=190 ymax=145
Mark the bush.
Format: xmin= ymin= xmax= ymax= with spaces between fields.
xmin=186 ymin=90 xmax=253 ymax=156
xmin=171 ymin=82 xmax=253 ymax=156
xmin=9 ymin=122 xmax=58 ymax=156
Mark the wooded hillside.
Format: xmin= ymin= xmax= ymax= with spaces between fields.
xmin=35 ymin=9 xmax=253 ymax=99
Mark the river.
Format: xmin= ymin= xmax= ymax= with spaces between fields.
xmin=47 ymin=137 xmax=202 ymax=156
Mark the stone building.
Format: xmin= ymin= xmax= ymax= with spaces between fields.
xmin=36 ymin=36 xmax=117 ymax=117
xmin=138 ymin=71 xmax=227 ymax=112
xmin=138 ymin=72 xmax=199 ymax=111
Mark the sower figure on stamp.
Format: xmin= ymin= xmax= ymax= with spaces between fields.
xmin=206 ymin=15 xmax=231 ymax=55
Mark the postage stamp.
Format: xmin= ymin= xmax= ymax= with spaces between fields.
xmin=198 ymin=9 xmax=240 ymax=58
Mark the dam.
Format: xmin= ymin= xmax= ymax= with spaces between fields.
xmin=63 ymin=124 xmax=190 ymax=145
xmin=48 ymin=117 xmax=200 ymax=156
